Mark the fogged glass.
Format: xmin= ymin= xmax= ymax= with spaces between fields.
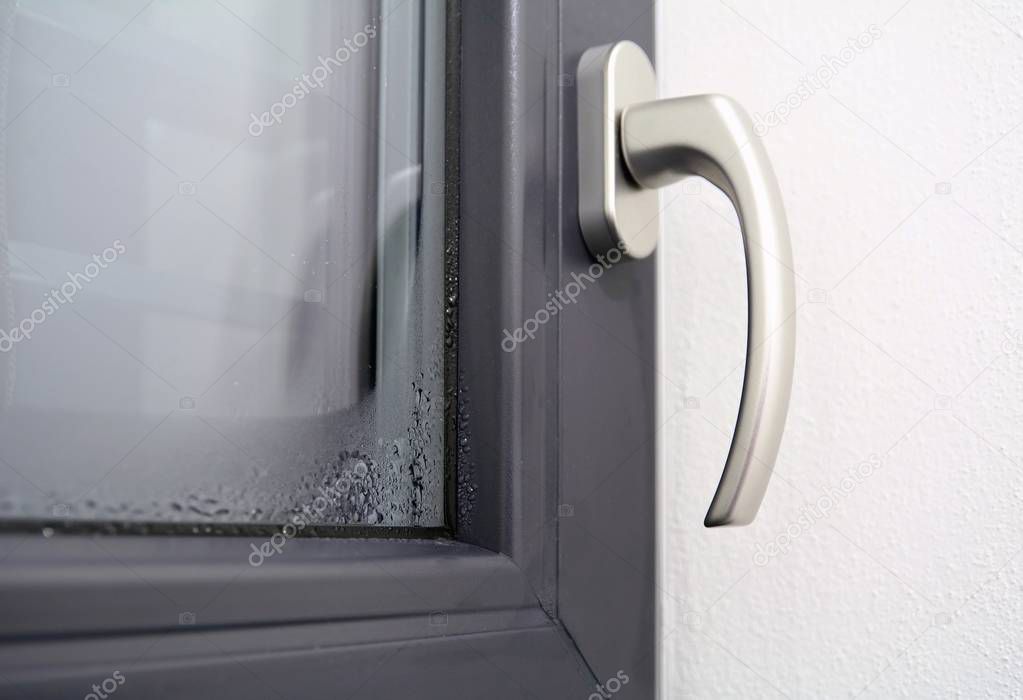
xmin=0 ymin=0 xmax=446 ymax=527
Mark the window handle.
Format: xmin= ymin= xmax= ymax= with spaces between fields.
xmin=577 ymin=41 xmax=795 ymax=527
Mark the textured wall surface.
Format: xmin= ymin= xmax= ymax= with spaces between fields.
xmin=657 ymin=0 xmax=1023 ymax=697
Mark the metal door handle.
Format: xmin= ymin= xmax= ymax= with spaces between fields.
xmin=577 ymin=41 xmax=795 ymax=527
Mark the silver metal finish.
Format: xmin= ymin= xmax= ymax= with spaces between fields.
xmin=576 ymin=42 xmax=659 ymax=258
xmin=577 ymin=42 xmax=796 ymax=527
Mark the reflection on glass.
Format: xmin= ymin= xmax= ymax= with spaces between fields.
xmin=0 ymin=0 xmax=446 ymax=527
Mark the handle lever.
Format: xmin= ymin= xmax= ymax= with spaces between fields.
xmin=577 ymin=42 xmax=795 ymax=527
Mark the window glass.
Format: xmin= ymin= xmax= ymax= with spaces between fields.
xmin=0 ymin=0 xmax=446 ymax=528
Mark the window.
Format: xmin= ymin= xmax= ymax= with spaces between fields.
xmin=0 ymin=3 xmax=658 ymax=697
xmin=0 ymin=0 xmax=447 ymax=529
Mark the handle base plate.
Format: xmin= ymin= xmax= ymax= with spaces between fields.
xmin=576 ymin=41 xmax=659 ymax=260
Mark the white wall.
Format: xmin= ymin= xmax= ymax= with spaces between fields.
xmin=658 ymin=0 xmax=1023 ymax=697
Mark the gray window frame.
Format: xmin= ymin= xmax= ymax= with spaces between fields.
xmin=0 ymin=1 xmax=657 ymax=697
